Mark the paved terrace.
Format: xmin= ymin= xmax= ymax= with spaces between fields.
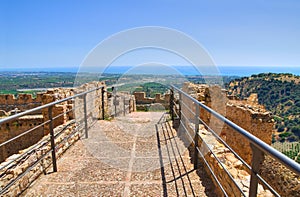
xmin=22 ymin=112 xmax=217 ymax=196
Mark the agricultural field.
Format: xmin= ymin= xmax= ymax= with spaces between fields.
xmin=272 ymin=142 xmax=300 ymax=163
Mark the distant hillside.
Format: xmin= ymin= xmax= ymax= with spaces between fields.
xmin=227 ymin=73 xmax=300 ymax=142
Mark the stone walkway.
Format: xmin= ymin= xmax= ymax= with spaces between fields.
xmin=22 ymin=112 xmax=217 ymax=196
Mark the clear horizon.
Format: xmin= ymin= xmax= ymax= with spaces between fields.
xmin=1 ymin=65 xmax=299 ymax=77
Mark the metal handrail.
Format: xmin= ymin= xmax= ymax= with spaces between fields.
xmin=170 ymin=85 xmax=300 ymax=196
xmin=171 ymin=85 xmax=300 ymax=174
xmin=0 ymin=85 xmax=106 ymax=195
xmin=0 ymin=86 xmax=104 ymax=125
xmin=0 ymin=84 xmax=132 ymax=195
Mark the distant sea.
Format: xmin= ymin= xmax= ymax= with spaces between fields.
xmin=0 ymin=66 xmax=299 ymax=77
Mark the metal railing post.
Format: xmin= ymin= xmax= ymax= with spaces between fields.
xmin=129 ymin=98 xmax=131 ymax=113
xmin=178 ymin=92 xmax=182 ymax=120
xmin=123 ymin=96 xmax=126 ymax=116
xmin=112 ymin=87 xmax=117 ymax=117
xmin=249 ymin=143 xmax=265 ymax=197
xmin=194 ymin=103 xmax=200 ymax=169
xmin=48 ymin=106 xmax=57 ymax=172
xmin=83 ymin=94 xmax=88 ymax=138
xmin=101 ymin=87 xmax=105 ymax=120
xmin=170 ymin=87 xmax=174 ymax=121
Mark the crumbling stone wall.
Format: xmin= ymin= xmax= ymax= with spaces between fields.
xmin=0 ymin=94 xmax=43 ymax=115
xmin=134 ymin=92 xmax=153 ymax=104
xmin=182 ymin=82 xmax=273 ymax=164
xmin=190 ymin=124 xmax=273 ymax=196
xmin=41 ymin=87 xmax=75 ymax=135
xmin=0 ymin=121 xmax=78 ymax=196
xmin=0 ymin=81 xmax=108 ymax=162
xmin=134 ymin=92 xmax=170 ymax=104
xmin=73 ymin=81 xmax=108 ymax=125
xmin=134 ymin=92 xmax=170 ymax=111
xmin=260 ymin=156 xmax=300 ymax=196
xmin=0 ymin=116 xmax=44 ymax=163
xmin=0 ymin=81 xmax=139 ymax=195
xmin=182 ymin=82 xmax=299 ymax=196
xmin=223 ymin=104 xmax=273 ymax=164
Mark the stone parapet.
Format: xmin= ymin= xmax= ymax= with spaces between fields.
xmin=0 ymin=121 xmax=78 ymax=196
xmin=196 ymin=125 xmax=273 ymax=197
xmin=0 ymin=81 xmax=109 ymax=162
xmin=182 ymin=82 xmax=273 ymax=164
xmin=0 ymin=94 xmax=42 ymax=113
xmin=0 ymin=115 xmax=44 ymax=162
xmin=180 ymin=82 xmax=299 ymax=196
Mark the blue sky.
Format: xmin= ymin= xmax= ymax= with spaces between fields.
xmin=0 ymin=0 xmax=300 ymax=69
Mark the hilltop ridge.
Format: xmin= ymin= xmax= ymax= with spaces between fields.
xmin=227 ymin=73 xmax=300 ymax=142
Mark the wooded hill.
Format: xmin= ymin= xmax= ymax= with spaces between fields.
xmin=227 ymin=73 xmax=300 ymax=142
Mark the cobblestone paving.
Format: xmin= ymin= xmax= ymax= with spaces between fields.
xmin=22 ymin=112 xmax=217 ymax=197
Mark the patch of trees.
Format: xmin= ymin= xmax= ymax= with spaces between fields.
xmin=227 ymin=73 xmax=300 ymax=142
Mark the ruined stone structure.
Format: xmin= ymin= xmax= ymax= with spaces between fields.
xmin=133 ymin=92 xmax=170 ymax=111
xmin=181 ymin=82 xmax=299 ymax=196
xmin=182 ymin=82 xmax=273 ymax=164
xmin=0 ymin=120 xmax=79 ymax=196
xmin=0 ymin=81 xmax=139 ymax=196
xmin=134 ymin=92 xmax=170 ymax=104
xmin=0 ymin=94 xmax=43 ymax=115
xmin=0 ymin=81 xmax=107 ymax=162
xmin=0 ymin=115 xmax=44 ymax=163
xmin=1 ymin=81 xmax=299 ymax=196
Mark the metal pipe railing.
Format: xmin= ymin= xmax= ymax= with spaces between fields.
xmin=170 ymin=85 xmax=300 ymax=197
xmin=0 ymin=86 xmax=104 ymax=125
xmin=0 ymin=83 xmax=133 ymax=195
xmin=0 ymin=85 xmax=105 ymax=195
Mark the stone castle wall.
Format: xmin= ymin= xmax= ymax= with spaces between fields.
xmin=0 ymin=82 xmax=138 ymax=196
xmin=0 ymin=94 xmax=43 ymax=115
xmin=133 ymin=92 xmax=170 ymax=111
xmin=223 ymin=104 xmax=273 ymax=164
xmin=0 ymin=81 xmax=107 ymax=162
xmin=192 ymin=125 xmax=273 ymax=196
xmin=182 ymin=82 xmax=273 ymax=164
xmin=0 ymin=116 xmax=44 ymax=163
xmin=0 ymin=120 xmax=79 ymax=196
xmin=181 ymin=82 xmax=299 ymax=196
xmin=134 ymin=92 xmax=170 ymax=104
